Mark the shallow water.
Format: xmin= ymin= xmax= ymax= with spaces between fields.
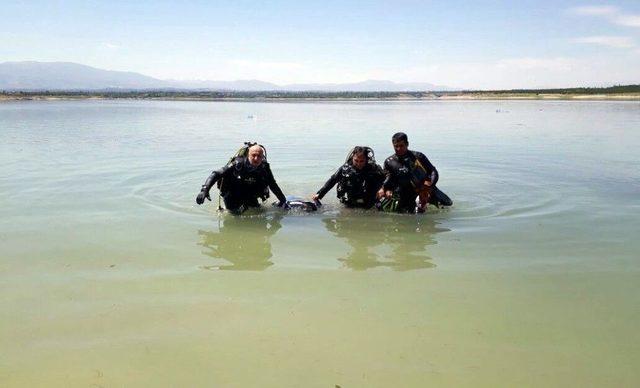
xmin=1 ymin=100 xmax=639 ymax=386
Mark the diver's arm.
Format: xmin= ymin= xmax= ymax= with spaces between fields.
xmin=265 ymin=166 xmax=287 ymax=205
xmin=381 ymin=159 xmax=396 ymax=192
xmin=372 ymin=164 xmax=386 ymax=188
xmin=315 ymin=167 xmax=341 ymax=199
xmin=196 ymin=162 xmax=232 ymax=204
xmin=417 ymin=153 xmax=439 ymax=186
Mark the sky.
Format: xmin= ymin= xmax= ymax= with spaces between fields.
xmin=2 ymin=0 xmax=640 ymax=89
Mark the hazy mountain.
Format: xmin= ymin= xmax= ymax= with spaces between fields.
xmin=0 ymin=61 xmax=169 ymax=90
xmin=0 ymin=61 xmax=451 ymax=91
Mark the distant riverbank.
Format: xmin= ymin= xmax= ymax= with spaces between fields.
xmin=2 ymin=89 xmax=640 ymax=102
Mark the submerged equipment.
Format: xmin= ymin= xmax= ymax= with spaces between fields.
xmin=273 ymin=196 xmax=321 ymax=212
xmin=376 ymin=195 xmax=401 ymax=212
xmin=376 ymin=187 xmax=453 ymax=213
xmin=286 ymin=199 xmax=319 ymax=212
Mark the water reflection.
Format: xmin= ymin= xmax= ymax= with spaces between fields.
xmin=198 ymin=213 xmax=283 ymax=271
xmin=323 ymin=212 xmax=449 ymax=271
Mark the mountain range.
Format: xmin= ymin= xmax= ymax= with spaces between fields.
xmin=0 ymin=61 xmax=452 ymax=91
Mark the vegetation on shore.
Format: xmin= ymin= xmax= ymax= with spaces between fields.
xmin=467 ymin=84 xmax=640 ymax=94
xmin=2 ymin=84 xmax=639 ymax=100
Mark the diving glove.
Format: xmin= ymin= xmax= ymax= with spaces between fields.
xmin=196 ymin=190 xmax=211 ymax=205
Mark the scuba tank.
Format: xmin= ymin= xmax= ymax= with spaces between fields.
xmin=343 ymin=146 xmax=376 ymax=166
xmin=220 ymin=141 xmax=268 ymax=173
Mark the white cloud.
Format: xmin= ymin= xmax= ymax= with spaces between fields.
xmin=569 ymin=5 xmax=618 ymax=16
xmin=209 ymin=60 xmax=313 ymax=83
xmin=614 ymin=14 xmax=640 ymax=28
xmin=360 ymin=55 xmax=639 ymax=89
xmin=568 ymin=5 xmax=640 ymax=28
xmin=103 ymin=43 xmax=121 ymax=50
xmin=356 ymin=57 xmax=579 ymax=89
xmin=228 ymin=59 xmax=303 ymax=71
xmin=572 ymin=35 xmax=635 ymax=48
xmin=495 ymin=57 xmax=574 ymax=71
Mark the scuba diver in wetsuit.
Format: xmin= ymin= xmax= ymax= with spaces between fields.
xmin=312 ymin=146 xmax=385 ymax=209
xmin=377 ymin=132 xmax=452 ymax=213
xmin=195 ymin=143 xmax=287 ymax=214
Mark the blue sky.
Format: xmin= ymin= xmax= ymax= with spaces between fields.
xmin=2 ymin=0 xmax=640 ymax=88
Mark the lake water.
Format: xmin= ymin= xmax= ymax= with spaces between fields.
xmin=1 ymin=100 xmax=639 ymax=387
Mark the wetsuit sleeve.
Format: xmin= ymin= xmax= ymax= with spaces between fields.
xmin=265 ymin=165 xmax=287 ymax=204
xmin=201 ymin=161 xmax=234 ymax=194
xmin=373 ymin=164 xmax=385 ymax=188
xmin=382 ymin=159 xmax=396 ymax=191
xmin=316 ymin=167 xmax=342 ymax=199
xmin=417 ymin=152 xmax=439 ymax=186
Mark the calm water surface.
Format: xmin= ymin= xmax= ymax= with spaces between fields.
xmin=1 ymin=100 xmax=639 ymax=387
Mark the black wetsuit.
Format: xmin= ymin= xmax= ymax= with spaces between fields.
xmin=316 ymin=162 xmax=385 ymax=209
xmin=199 ymin=157 xmax=286 ymax=214
xmin=382 ymin=151 xmax=439 ymax=212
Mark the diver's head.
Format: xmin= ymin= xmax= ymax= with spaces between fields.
xmin=392 ymin=132 xmax=409 ymax=156
xmin=248 ymin=145 xmax=265 ymax=167
xmin=351 ymin=146 xmax=368 ymax=170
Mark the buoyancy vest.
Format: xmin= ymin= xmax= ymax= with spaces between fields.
xmin=336 ymin=164 xmax=382 ymax=205
xmin=217 ymin=142 xmax=271 ymax=200
xmin=387 ymin=152 xmax=429 ymax=190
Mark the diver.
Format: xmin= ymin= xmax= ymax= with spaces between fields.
xmin=377 ymin=132 xmax=452 ymax=213
xmin=312 ymin=146 xmax=385 ymax=209
xmin=195 ymin=143 xmax=287 ymax=214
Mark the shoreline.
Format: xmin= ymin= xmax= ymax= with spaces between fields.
xmin=2 ymin=93 xmax=640 ymax=102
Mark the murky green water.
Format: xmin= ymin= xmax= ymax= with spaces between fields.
xmin=1 ymin=100 xmax=639 ymax=386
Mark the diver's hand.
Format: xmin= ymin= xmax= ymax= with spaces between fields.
xmin=311 ymin=193 xmax=320 ymax=201
xmin=379 ymin=189 xmax=393 ymax=199
xmin=196 ymin=190 xmax=211 ymax=205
